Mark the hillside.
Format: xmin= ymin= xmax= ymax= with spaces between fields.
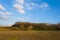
xmin=11 ymin=22 xmax=60 ymax=31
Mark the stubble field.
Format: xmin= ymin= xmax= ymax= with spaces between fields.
xmin=0 ymin=31 xmax=60 ymax=40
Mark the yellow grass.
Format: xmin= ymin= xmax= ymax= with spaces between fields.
xmin=0 ymin=31 xmax=60 ymax=40
xmin=0 ymin=28 xmax=10 ymax=31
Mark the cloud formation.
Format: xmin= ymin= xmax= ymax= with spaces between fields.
xmin=14 ymin=4 xmax=25 ymax=14
xmin=0 ymin=5 xmax=6 ymax=10
xmin=14 ymin=0 xmax=49 ymax=14
xmin=26 ymin=4 xmax=32 ymax=10
xmin=0 ymin=4 xmax=13 ymax=20
xmin=25 ymin=2 xmax=48 ymax=10
xmin=16 ymin=0 xmax=24 ymax=4
xmin=39 ymin=3 xmax=48 ymax=8
xmin=0 ymin=12 xmax=12 ymax=19
xmin=14 ymin=0 xmax=25 ymax=14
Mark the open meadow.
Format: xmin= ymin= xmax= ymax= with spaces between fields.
xmin=0 ymin=31 xmax=60 ymax=40
xmin=0 ymin=0 xmax=60 ymax=40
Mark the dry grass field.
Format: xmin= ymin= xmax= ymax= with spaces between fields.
xmin=0 ymin=31 xmax=60 ymax=40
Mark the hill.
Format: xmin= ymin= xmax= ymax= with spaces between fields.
xmin=11 ymin=22 xmax=60 ymax=31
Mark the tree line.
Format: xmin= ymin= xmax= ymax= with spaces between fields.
xmin=11 ymin=22 xmax=60 ymax=31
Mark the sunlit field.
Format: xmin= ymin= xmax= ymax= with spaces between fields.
xmin=0 ymin=0 xmax=60 ymax=40
xmin=0 ymin=31 xmax=60 ymax=40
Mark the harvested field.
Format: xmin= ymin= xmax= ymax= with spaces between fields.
xmin=0 ymin=31 xmax=60 ymax=40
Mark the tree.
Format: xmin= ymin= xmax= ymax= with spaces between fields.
xmin=56 ymin=23 xmax=60 ymax=30
xmin=28 ymin=25 xmax=33 ymax=31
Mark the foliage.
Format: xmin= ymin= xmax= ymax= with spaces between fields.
xmin=11 ymin=22 xmax=60 ymax=31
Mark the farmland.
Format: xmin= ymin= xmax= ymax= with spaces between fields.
xmin=0 ymin=31 xmax=60 ymax=40
xmin=0 ymin=22 xmax=60 ymax=40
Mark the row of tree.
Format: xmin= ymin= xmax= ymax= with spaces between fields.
xmin=11 ymin=22 xmax=60 ymax=31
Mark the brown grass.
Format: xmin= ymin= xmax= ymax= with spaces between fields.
xmin=0 ymin=31 xmax=60 ymax=40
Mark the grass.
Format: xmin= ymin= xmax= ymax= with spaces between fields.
xmin=0 ymin=31 xmax=60 ymax=40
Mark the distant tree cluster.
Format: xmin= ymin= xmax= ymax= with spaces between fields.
xmin=11 ymin=22 xmax=60 ymax=31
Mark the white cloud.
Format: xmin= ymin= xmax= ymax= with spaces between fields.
xmin=26 ymin=4 xmax=32 ymax=10
xmin=14 ymin=0 xmax=49 ymax=14
xmin=14 ymin=0 xmax=25 ymax=14
xmin=27 ymin=7 xmax=32 ymax=10
xmin=6 ymin=12 xmax=12 ymax=15
xmin=0 ymin=12 xmax=12 ymax=19
xmin=0 ymin=12 xmax=5 ymax=15
xmin=25 ymin=2 xmax=48 ymax=9
xmin=0 ymin=5 xmax=6 ymax=10
xmin=25 ymin=2 xmax=36 ymax=10
xmin=18 ymin=9 xmax=25 ymax=14
xmin=44 ymin=3 xmax=48 ymax=7
xmin=40 ymin=3 xmax=48 ymax=8
xmin=0 ymin=12 xmax=12 ymax=16
xmin=14 ymin=4 xmax=25 ymax=14
xmin=31 ymin=2 xmax=35 ymax=6
xmin=16 ymin=0 xmax=24 ymax=4
xmin=14 ymin=4 xmax=24 ymax=9
xmin=0 ymin=16 xmax=8 ymax=19
xmin=0 ymin=4 xmax=12 ymax=20
xmin=40 ymin=5 xmax=44 ymax=8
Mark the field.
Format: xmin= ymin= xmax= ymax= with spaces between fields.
xmin=0 ymin=31 xmax=60 ymax=40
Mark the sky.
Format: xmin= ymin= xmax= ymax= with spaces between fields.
xmin=0 ymin=0 xmax=60 ymax=26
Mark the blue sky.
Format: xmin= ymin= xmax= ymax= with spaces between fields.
xmin=0 ymin=0 xmax=60 ymax=26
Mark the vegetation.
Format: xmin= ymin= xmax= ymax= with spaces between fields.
xmin=11 ymin=22 xmax=60 ymax=31
xmin=0 ymin=22 xmax=60 ymax=40
xmin=0 ymin=22 xmax=60 ymax=31
xmin=0 ymin=31 xmax=60 ymax=40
